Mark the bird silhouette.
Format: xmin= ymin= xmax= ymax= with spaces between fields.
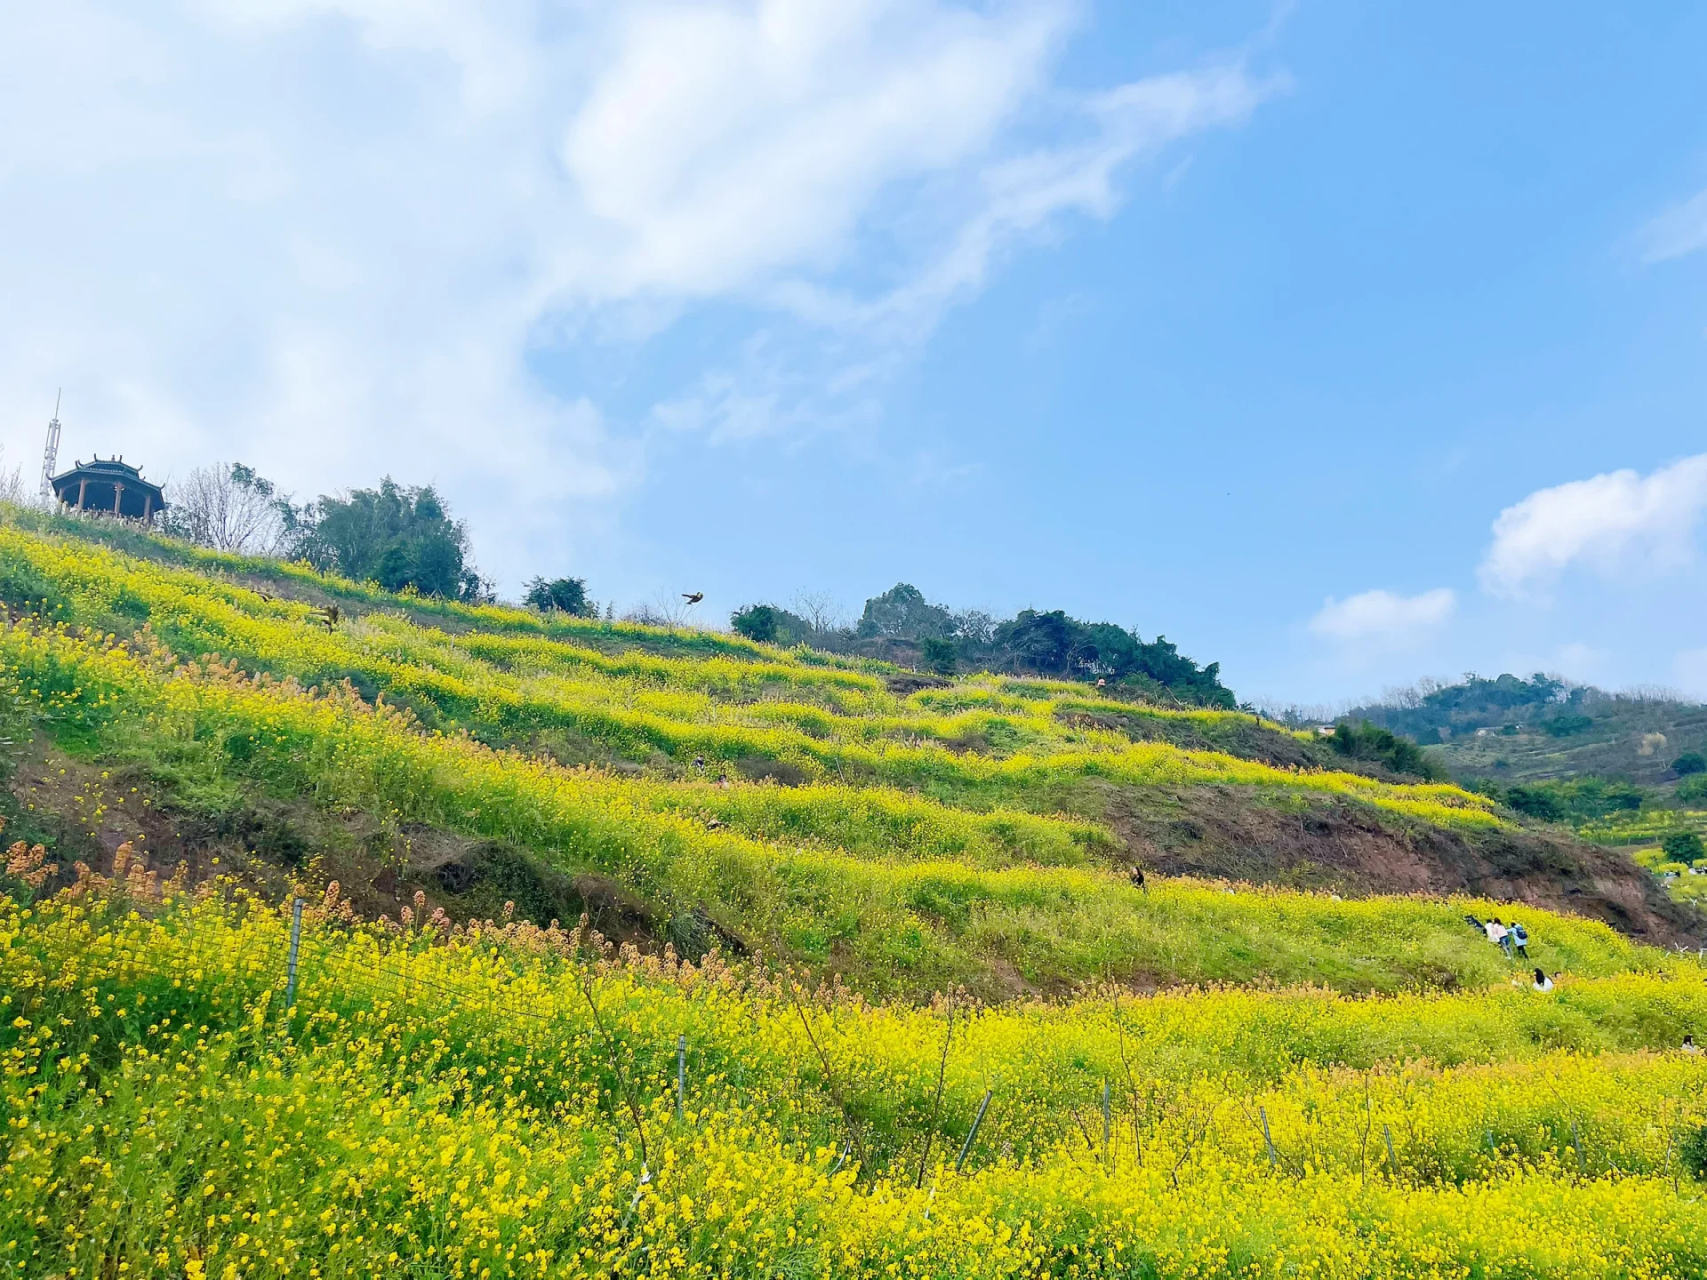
xmin=682 ymin=592 xmax=704 ymax=605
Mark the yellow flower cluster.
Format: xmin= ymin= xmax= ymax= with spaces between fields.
xmin=2 ymin=885 xmax=1704 ymax=1278
xmin=0 ymin=524 xmax=1496 ymax=828
xmin=0 ymin=616 xmax=1655 ymax=998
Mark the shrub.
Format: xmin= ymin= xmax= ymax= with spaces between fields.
xmin=1660 ymin=831 xmax=1705 ymax=865
xmin=1673 ymin=752 xmax=1707 ymax=777
xmin=1505 ymin=785 xmax=1565 ymax=823
xmin=1683 ymin=1124 xmax=1707 ymax=1181
xmin=524 ymin=576 xmax=592 ymax=616
xmin=731 ymin=603 xmax=780 ymax=643
xmin=1330 ymin=720 xmax=1441 ymax=780
xmin=921 ymin=636 xmax=957 ymax=675
xmin=1678 ymin=774 xmax=1707 ymax=805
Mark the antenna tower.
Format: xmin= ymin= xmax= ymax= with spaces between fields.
xmin=40 ymin=391 xmax=61 ymax=503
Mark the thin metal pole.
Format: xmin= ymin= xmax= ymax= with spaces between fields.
xmin=955 ymin=1089 xmax=993 ymax=1173
xmin=1383 ymin=1123 xmax=1397 ymax=1173
xmin=676 ymin=1033 xmax=686 ymax=1120
xmin=284 ymin=897 xmax=304 ymax=1009
xmin=1260 ymin=1106 xmax=1277 ymax=1167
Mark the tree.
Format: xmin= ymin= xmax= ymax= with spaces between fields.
xmin=993 ymin=610 xmax=1090 ymax=676
xmin=525 ymin=576 xmax=592 ymax=616
xmin=920 ymin=637 xmax=957 ymax=675
xmin=163 ymin=462 xmax=293 ymax=554
xmin=294 ymin=477 xmax=487 ymax=601
xmin=1672 ymin=752 xmax=1707 ymax=777
xmin=856 ymin=583 xmax=954 ymax=640
xmin=731 ymin=604 xmax=781 ymax=643
xmin=1677 ymin=774 xmax=1707 ymax=805
xmin=1330 ymin=719 xmax=1440 ymax=780
xmin=1661 ymin=831 xmax=1704 ymax=865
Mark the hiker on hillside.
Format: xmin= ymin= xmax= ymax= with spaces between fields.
xmin=1128 ymin=864 xmax=1147 ymax=893
xmin=1484 ymin=917 xmax=1508 ymax=955
xmin=1531 ymin=968 xmax=1553 ymax=993
xmin=1508 ymin=920 xmax=1530 ymax=960
xmin=1465 ymin=913 xmax=1484 ymax=933
xmin=1684 ymin=1034 xmax=1701 ymax=1054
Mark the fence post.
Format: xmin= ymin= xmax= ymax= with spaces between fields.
xmin=955 ymin=1089 xmax=993 ymax=1173
xmin=1260 ymin=1106 xmax=1277 ymax=1168
xmin=284 ymin=897 xmax=304 ymax=1009
xmin=676 ymin=1033 xmax=686 ymax=1121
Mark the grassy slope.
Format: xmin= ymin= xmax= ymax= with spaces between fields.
xmin=1 ymin=883 xmax=1704 ymax=1277
xmin=0 ymin=514 xmax=1693 ymax=996
xmin=3 ymin=514 xmax=1707 ymax=1276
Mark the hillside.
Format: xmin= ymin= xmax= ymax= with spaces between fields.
xmin=4 ymin=510 xmax=1707 ymax=1277
xmin=0 ymin=509 xmax=1695 ymax=976
xmin=1350 ymin=672 xmax=1707 ymax=791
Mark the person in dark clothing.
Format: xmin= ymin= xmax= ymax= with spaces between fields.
xmin=1128 ymin=864 xmax=1147 ymax=893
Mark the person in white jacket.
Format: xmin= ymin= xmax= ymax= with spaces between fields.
xmin=1484 ymin=917 xmax=1508 ymax=952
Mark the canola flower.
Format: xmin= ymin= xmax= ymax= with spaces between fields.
xmin=0 ymin=617 xmax=1658 ymax=997
xmin=0 ymin=523 xmax=1499 ymax=830
xmin=2 ymin=876 xmax=1706 ymax=1279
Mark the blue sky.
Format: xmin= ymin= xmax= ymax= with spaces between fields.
xmin=2 ymin=2 xmax=1705 ymax=707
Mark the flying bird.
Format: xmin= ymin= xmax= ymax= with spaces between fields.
xmin=682 ymin=592 xmax=704 ymax=605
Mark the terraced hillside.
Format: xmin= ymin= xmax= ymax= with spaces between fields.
xmin=4 ymin=510 xmax=1707 ymax=1277
xmin=0 ymin=511 xmax=1696 ymax=995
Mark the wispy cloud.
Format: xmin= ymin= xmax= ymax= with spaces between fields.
xmin=1478 ymin=454 xmax=1707 ymax=598
xmin=1309 ymin=588 xmax=1456 ymax=643
xmin=1636 ymin=186 xmax=1707 ymax=264
xmin=0 ymin=1 xmax=1282 ymax=585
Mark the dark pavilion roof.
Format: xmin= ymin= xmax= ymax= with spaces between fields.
xmin=51 ymin=456 xmax=168 ymax=519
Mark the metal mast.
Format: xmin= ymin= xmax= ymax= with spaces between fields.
xmin=40 ymin=391 xmax=61 ymax=503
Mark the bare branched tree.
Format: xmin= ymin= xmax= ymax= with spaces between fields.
xmin=0 ymin=447 xmax=29 ymax=507
xmin=790 ymin=590 xmax=847 ymax=637
xmin=163 ymin=462 xmax=292 ymax=554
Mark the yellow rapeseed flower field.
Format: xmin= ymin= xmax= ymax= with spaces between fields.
xmin=0 ymin=512 xmax=1704 ymax=1277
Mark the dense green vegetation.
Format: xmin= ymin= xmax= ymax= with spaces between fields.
xmin=735 ymin=583 xmax=1237 ymax=707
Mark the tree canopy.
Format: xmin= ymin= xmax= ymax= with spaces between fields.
xmin=295 ymin=478 xmax=487 ymax=601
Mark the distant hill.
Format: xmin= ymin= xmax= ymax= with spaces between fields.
xmin=1346 ymin=673 xmax=1707 ymax=793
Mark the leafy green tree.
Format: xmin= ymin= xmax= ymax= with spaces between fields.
xmin=1503 ymin=784 xmax=1566 ymax=822
xmin=920 ymin=636 xmax=957 ymax=675
xmin=1677 ymin=774 xmax=1707 ymax=805
xmin=295 ymin=478 xmax=487 ymax=601
xmin=731 ymin=604 xmax=780 ymax=643
xmin=1329 ymin=720 xmax=1441 ymax=780
xmin=1672 ymin=752 xmax=1707 ymax=777
xmin=856 ymin=583 xmax=954 ymax=640
xmin=524 ymin=576 xmax=592 ymax=616
xmin=1661 ymin=831 xmax=1705 ymax=865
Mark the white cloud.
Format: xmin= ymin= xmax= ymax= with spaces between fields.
xmin=1637 ymin=186 xmax=1707 ymax=264
xmin=0 ymin=1 xmax=1278 ymax=585
xmin=1309 ymin=588 xmax=1456 ymax=643
xmin=1478 ymin=454 xmax=1707 ymax=598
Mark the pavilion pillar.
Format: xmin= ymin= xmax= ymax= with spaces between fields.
xmin=142 ymin=493 xmax=153 ymax=523
xmin=112 ymin=482 xmax=124 ymax=518
xmin=76 ymin=478 xmax=87 ymax=510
